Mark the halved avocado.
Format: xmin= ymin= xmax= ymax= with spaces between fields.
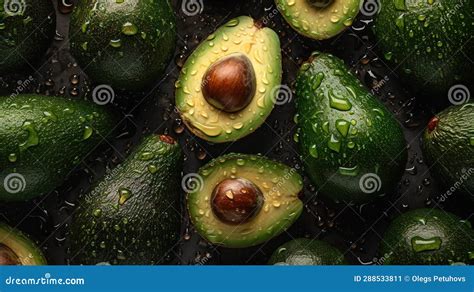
xmin=0 ymin=223 xmax=46 ymax=265
xmin=175 ymin=16 xmax=282 ymax=143
xmin=187 ymin=153 xmax=303 ymax=248
xmin=275 ymin=0 xmax=360 ymax=40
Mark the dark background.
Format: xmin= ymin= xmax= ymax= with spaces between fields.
xmin=0 ymin=0 xmax=472 ymax=265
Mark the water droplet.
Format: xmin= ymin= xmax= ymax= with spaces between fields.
xmin=19 ymin=120 xmax=39 ymax=152
xmin=8 ymin=153 xmax=17 ymax=163
xmin=336 ymin=119 xmax=350 ymax=137
xmin=309 ymin=144 xmax=318 ymax=158
xmin=338 ymin=165 xmax=359 ymax=176
xmin=411 ymin=236 xmax=442 ymax=252
xmin=118 ymin=188 xmax=132 ymax=205
xmin=329 ymin=89 xmax=352 ymax=111
xmin=122 ymin=22 xmax=138 ymax=35
xmin=139 ymin=151 xmax=154 ymax=161
xmin=109 ymin=39 xmax=122 ymax=48
xmin=83 ymin=126 xmax=93 ymax=140
xmin=328 ymin=134 xmax=341 ymax=153
xmin=92 ymin=209 xmax=102 ymax=217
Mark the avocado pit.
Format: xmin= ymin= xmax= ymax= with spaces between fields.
xmin=202 ymin=54 xmax=256 ymax=113
xmin=0 ymin=244 xmax=21 ymax=265
xmin=211 ymin=178 xmax=263 ymax=224
xmin=307 ymin=0 xmax=333 ymax=8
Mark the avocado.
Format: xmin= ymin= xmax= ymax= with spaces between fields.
xmin=0 ymin=223 xmax=46 ymax=265
xmin=422 ymin=103 xmax=473 ymax=197
xmin=295 ymin=52 xmax=407 ymax=203
xmin=0 ymin=0 xmax=55 ymax=72
xmin=380 ymin=208 xmax=474 ymax=265
xmin=187 ymin=153 xmax=303 ymax=248
xmin=175 ymin=16 xmax=282 ymax=143
xmin=373 ymin=0 xmax=474 ymax=97
xmin=70 ymin=0 xmax=176 ymax=91
xmin=70 ymin=135 xmax=182 ymax=265
xmin=275 ymin=0 xmax=360 ymax=40
xmin=268 ymin=238 xmax=347 ymax=265
xmin=0 ymin=94 xmax=116 ymax=202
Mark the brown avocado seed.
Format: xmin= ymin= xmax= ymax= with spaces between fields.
xmin=211 ymin=178 xmax=264 ymax=224
xmin=202 ymin=54 xmax=256 ymax=113
xmin=0 ymin=244 xmax=20 ymax=265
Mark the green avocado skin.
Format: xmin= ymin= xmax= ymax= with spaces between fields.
xmin=422 ymin=103 xmax=474 ymax=198
xmin=381 ymin=209 xmax=474 ymax=265
xmin=0 ymin=0 xmax=55 ymax=72
xmin=69 ymin=0 xmax=176 ymax=91
xmin=373 ymin=0 xmax=474 ymax=97
xmin=0 ymin=94 xmax=116 ymax=202
xmin=70 ymin=135 xmax=182 ymax=265
xmin=268 ymin=238 xmax=347 ymax=265
xmin=296 ymin=52 xmax=407 ymax=203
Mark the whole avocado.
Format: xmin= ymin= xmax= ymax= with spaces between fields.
xmin=380 ymin=208 xmax=474 ymax=265
xmin=373 ymin=0 xmax=474 ymax=97
xmin=296 ymin=52 xmax=407 ymax=203
xmin=0 ymin=94 xmax=116 ymax=202
xmin=70 ymin=135 xmax=182 ymax=265
xmin=70 ymin=0 xmax=176 ymax=91
xmin=0 ymin=0 xmax=55 ymax=72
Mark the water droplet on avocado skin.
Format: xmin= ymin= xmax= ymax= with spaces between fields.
xmin=411 ymin=236 xmax=442 ymax=253
xmin=19 ymin=120 xmax=39 ymax=152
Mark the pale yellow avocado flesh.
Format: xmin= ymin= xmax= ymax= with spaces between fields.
xmin=175 ymin=16 xmax=282 ymax=143
xmin=0 ymin=223 xmax=46 ymax=265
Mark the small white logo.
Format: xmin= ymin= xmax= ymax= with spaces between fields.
xmin=359 ymin=0 xmax=381 ymax=17
xmin=4 ymin=0 xmax=26 ymax=16
xmin=359 ymin=173 xmax=382 ymax=194
xmin=448 ymin=84 xmax=470 ymax=105
xmin=92 ymin=84 xmax=115 ymax=105
xmin=181 ymin=0 xmax=203 ymax=17
xmin=181 ymin=173 xmax=204 ymax=193
xmin=271 ymin=85 xmax=293 ymax=105
xmin=3 ymin=173 xmax=26 ymax=194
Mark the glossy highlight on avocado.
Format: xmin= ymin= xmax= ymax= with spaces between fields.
xmin=295 ymin=52 xmax=407 ymax=203
xmin=175 ymin=16 xmax=282 ymax=143
xmin=70 ymin=0 xmax=176 ymax=91
xmin=0 ymin=223 xmax=46 ymax=265
xmin=268 ymin=238 xmax=347 ymax=265
xmin=0 ymin=0 xmax=55 ymax=72
xmin=422 ymin=102 xmax=474 ymax=198
xmin=0 ymin=94 xmax=116 ymax=202
xmin=187 ymin=153 xmax=303 ymax=248
xmin=380 ymin=209 xmax=474 ymax=265
xmin=70 ymin=135 xmax=182 ymax=265
xmin=275 ymin=0 xmax=360 ymax=40
xmin=373 ymin=0 xmax=474 ymax=96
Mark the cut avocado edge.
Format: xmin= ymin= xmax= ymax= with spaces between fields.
xmin=0 ymin=223 xmax=46 ymax=265
xmin=275 ymin=0 xmax=360 ymax=40
xmin=176 ymin=16 xmax=282 ymax=143
xmin=188 ymin=153 xmax=303 ymax=248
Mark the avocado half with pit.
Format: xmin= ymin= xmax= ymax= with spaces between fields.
xmin=0 ymin=223 xmax=46 ymax=265
xmin=275 ymin=0 xmax=360 ymax=40
xmin=187 ymin=153 xmax=303 ymax=248
xmin=175 ymin=16 xmax=282 ymax=143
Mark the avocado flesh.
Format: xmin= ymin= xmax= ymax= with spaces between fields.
xmin=275 ymin=0 xmax=360 ymax=40
xmin=0 ymin=94 xmax=116 ymax=202
xmin=422 ymin=103 xmax=474 ymax=197
xmin=381 ymin=209 xmax=474 ymax=265
xmin=70 ymin=0 xmax=176 ymax=91
xmin=0 ymin=223 xmax=46 ymax=265
xmin=0 ymin=0 xmax=55 ymax=73
xmin=268 ymin=238 xmax=347 ymax=265
xmin=188 ymin=153 xmax=303 ymax=248
xmin=296 ymin=52 xmax=407 ymax=203
xmin=70 ymin=135 xmax=182 ymax=265
xmin=176 ymin=16 xmax=282 ymax=143
xmin=373 ymin=0 xmax=474 ymax=96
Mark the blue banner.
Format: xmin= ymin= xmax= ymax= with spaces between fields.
xmin=0 ymin=266 xmax=472 ymax=291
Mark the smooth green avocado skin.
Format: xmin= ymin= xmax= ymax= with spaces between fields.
xmin=0 ymin=0 xmax=55 ymax=72
xmin=70 ymin=0 xmax=176 ymax=91
xmin=0 ymin=94 xmax=116 ymax=202
xmin=381 ymin=209 xmax=474 ymax=265
xmin=70 ymin=135 xmax=182 ymax=265
xmin=373 ymin=0 xmax=474 ymax=97
xmin=268 ymin=238 xmax=347 ymax=265
xmin=0 ymin=223 xmax=47 ymax=265
xmin=296 ymin=52 xmax=407 ymax=203
xmin=422 ymin=103 xmax=474 ymax=198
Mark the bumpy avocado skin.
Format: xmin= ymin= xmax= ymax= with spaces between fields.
xmin=373 ymin=0 xmax=474 ymax=97
xmin=188 ymin=153 xmax=303 ymax=248
xmin=0 ymin=223 xmax=47 ymax=265
xmin=268 ymin=238 xmax=347 ymax=265
xmin=422 ymin=103 xmax=474 ymax=198
xmin=296 ymin=52 xmax=407 ymax=203
xmin=70 ymin=135 xmax=182 ymax=265
xmin=275 ymin=0 xmax=360 ymax=40
xmin=0 ymin=94 xmax=116 ymax=202
xmin=176 ymin=16 xmax=282 ymax=143
xmin=0 ymin=0 xmax=55 ymax=72
xmin=380 ymin=209 xmax=474 ymax=265
xmin=70 ymin=0 xmax=176 ymax=91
